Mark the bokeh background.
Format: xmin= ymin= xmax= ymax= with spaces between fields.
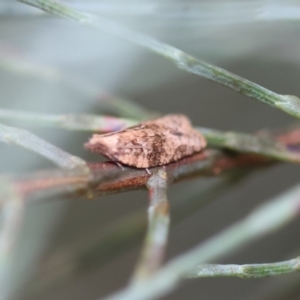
xmin=0 ymin=0 xmax=300 ymax=299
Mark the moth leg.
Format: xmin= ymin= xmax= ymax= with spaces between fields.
xmin=145 ymin=168 xmax=151 ymax=175
xmin=114 ymin=161 xmax=125 ymax=170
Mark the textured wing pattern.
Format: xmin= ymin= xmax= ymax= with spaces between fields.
xmin=85 ymin=114 xmax=206 ymax=168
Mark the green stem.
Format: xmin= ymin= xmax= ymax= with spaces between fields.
xmin=25 ymin=173 xmax=248 ymax=299
xmin=105 ymin=183 xmax=300 ymax=300
xmin=187 ymin=258 xmax=300 ymax=279
xmin=2 ymin=107 xmax=299 ymax=165
xmin=0 ymin=123 xmax=86 ymax=170
xmin=132 ymin=169 xmax=169 ymax=282
xmin=200 ymin=127 xmax=300 ymax=164
xmin=18 ymin=0 xmax=300 ymax=119
xmin=0 ymin=109 xmax=137 ymax=132
xmin=0 ymin=179 xmax=24 ymax=300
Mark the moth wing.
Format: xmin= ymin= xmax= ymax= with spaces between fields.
xmin=110 ymin=127 xmax=160 ymax=168
xmin=85 ymin=114 xmax=207 ymax=168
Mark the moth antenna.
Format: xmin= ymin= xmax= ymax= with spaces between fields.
xmin=117 ymin=146 xmax=152 ymax=150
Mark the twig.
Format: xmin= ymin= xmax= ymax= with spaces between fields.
xmin=24 ymin=172 xmax=249 ymax=299
xmin=187 ymin=258 xmax=300 ymax=279
xmin=17 ymin=0 xmax=300 ymax=119
xmin=132 ymin=169 xmax=169 ymax=282
xmin=2 ymin=107 xmax=300 ymax=165
xmin=0 ymin=109 xmax=136 ymax=132
xmin=103 ymin=183 xmax=300 ymax=300
xmin=7 ymin=114 xmax=300 ymax=203
xmin=13 ymin=150 xmax=217 ymax=201
xmin=241 ymin=253 xmax=300 ymax=300
xmin=200 ymin=126 xmax=300 ymax=164
xmin=0 ymin=179 xmax=24 ymax=300
xmin=0 ymin=123 xmax=86 ymax=170
xmin=14 ymin=149 xmax=271 ymax=202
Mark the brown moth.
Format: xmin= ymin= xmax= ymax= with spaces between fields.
xmin=85 ymin=114 xmax=206 ymax=168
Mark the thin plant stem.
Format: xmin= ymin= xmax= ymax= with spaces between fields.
xmin=241 ymin=253 xmax=300 ymax=300
xmin=132 ymin=169 xmax=169 ymax=282
xmin=0 ymin=109 xmax=136 ymax=132
xmin=16 ymin=149 xmax=269 ymax=202
xmin=0 ymin=179 xmax=24 ymax=300
xmin=24 ymin=172 xmax=249 ymax=299
xmin=0 ymin=123 xmax=86 ymax=170
xmin=17 ymin=0 xmax=300 ymax=119
xmin=103 ymin=183 xmax=300 ymax=300
xmin=2 ymin=107 xmax=300 ymax=164
xmin=200 ymin=127 xmax=300 ymax=164
xmin=187 ymin=258 xmax=300 ymax=279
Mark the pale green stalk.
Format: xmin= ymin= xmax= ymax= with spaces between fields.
xmin=0 ymin=179 xmax=24 ymax=300
xmin=1 ymin=107 xmax=298 ymax=164
xmin=17 ymin=0 xmax=300 ymax=119
xmin=200 ymin=127 xmax=300 ymax=163
xmin=0 ymin=109 xmax=136 ymax=132
xmin=25 ymin=173 xmax=248 ymax=299
xmin=104 ymin=183 xmax=300 ymax=300
xmin=132 ymin=169 xmax=169 ymax=282
xmin=187 ymin=258 xmax=300 ymax=279
xmin=0 ymin=123 xmax=86 ymax=170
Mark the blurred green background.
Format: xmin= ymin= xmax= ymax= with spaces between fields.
xmin=0 ymin=1 xmax=300 ymax=299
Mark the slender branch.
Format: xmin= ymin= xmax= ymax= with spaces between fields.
xmin=2 ymin=107 xmax=300 ymax=165
xmin=132 ymin=169 xmax=169 ymax=282
xmin=14 ymin=149 xmax=271 ymax=202
xmin=0 ymin=179 xmax=24 ymax=300
xmin=104 ymin=183 xmax=300 ymax=300
xmin=241 ymin=255 xmax=300 ymax=300
xmin=200 ymin=126 xmax=300 ymax=164
xmin=0 ymin=123 xmax=86 ymax=170
xmin=0 ymin=55 xmax=153 ymax=120
xmin=24 ymin=172 xmax=249 ymax=299
xmin=5 ymin=117 xmax=300 ymax=202
xmin=0 ymin=109 xmax=136 ymax=132
xmin=187 ymin=258 xmax=300 ymax=279
xmin=13 ymin=151 xmax=217 ymax=201
xmin=1 ymin=149 xmax=263 ymax=217
xmin=17 ymin=0 xmax=300 ymax=119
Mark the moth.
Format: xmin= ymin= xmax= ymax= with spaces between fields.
xmin=85 ymin=114 xmax=206 ymax=169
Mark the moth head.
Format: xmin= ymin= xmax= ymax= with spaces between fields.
xmin=85 ymin=133 xmax=119 ymax=160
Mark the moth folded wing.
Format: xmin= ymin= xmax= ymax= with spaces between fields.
xmin=186 ymin=128 xmax=207 ymax=153
xmin=111 ymin=130 xmax=159 ymax=168
xmin=165 ymin=127 xmax=207 ymax=162
xmin=85 ymin=130 xmax=158 ymax=168
xmin=84 ymin=119 xmax=207 ymax=168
